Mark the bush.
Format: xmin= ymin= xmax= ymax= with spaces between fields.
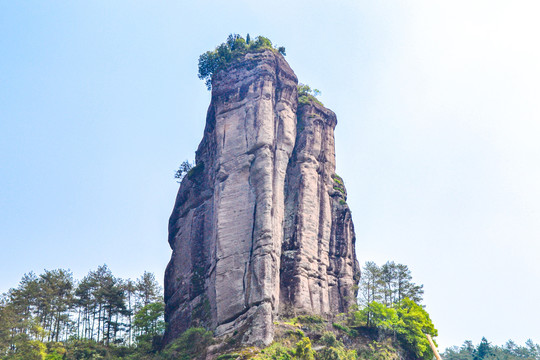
xmin=254 ymin=342 xmax=294 ymax=359
xmin=298 ymin=84 xmax=323 ymax=106
xmin=296 ymin=315 xmax=324 ymax=324
xmin=321 ymin=332 xmax=338 ymax=347
xmin=187 ymin=161 xmax=205 ymax=180
xmin=162 ymin=327 xmax=213 ymax=360
xmin=332 ymin=323 xmax=357 ymax=337
xmin=315 ymin=347 xmax=357 ymax=360
xmin=295 ymin=337 xmax=315 ymax=360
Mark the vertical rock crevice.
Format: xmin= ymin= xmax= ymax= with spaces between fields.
xmin=164 ymin=49 xmax=360 ymax=346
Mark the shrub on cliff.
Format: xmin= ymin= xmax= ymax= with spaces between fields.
xmin=297 ymin=83 xmax=323 ymax=106
xmin=161 ymin=327 xmax=213 ymax=360
xmin=198 ymin=34 xmax=286 ymax=90
xmin=175 ymin=160 xmax=193 ymax=183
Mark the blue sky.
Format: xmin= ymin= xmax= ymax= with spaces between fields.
xmin=1 ymin=0 xmax=539 ymax=349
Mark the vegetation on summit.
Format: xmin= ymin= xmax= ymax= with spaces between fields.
xmin=198 ymin=34 xmax=286 ymax=90
xmin=298 ymin=84 xmax=323 ymax=107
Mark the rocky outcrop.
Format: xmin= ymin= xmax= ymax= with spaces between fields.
xmin=280 ymin=101 xmax=359 ymax=317
xmin=164 ymin=49 xmax=360 ymax=347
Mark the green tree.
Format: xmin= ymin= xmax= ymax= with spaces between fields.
xmin=443 ymin=338 xmax=540 ymax=360
xmin=136 ymin=272 xmax=162 ymax=308
xmin=395 ymin=263 xmax=423 ymax=303
xmin=394 ymin=298 xmax=437 ymax=360
xmin=358 ymin=261 xmax=382 ymax=307
xmin=355 ymin=301 xmax=401 ymax=331
xmin=474 ymin=337 xmax=493 ymax=360
xmin=38 ymin=269 xmax=74 ymax=342
xmin=358 ymin=261 xmax=423 ymax=308
xmin=175 ymin=161 xmax=193 ymax=183
xmin=380 ymin=262 xmax=397 ymax=305
xmin=94 ymin=266 xmax=126 ymax=345
xmin=133 ymin=301 xmax=165 ymax=344
xmin=74 ymin=272 xmax=98 ymax=340
xmin=123 ymin=278 xmax=136 ymax=345
xmin=12 ymin=339 xmax=47 ymax=360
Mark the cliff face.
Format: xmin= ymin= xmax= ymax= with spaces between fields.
xmin=164 ymin=49 xmax=360 ymax=346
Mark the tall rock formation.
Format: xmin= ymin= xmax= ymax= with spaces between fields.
xmin=164 ymin=49 xmax=360 ymax=346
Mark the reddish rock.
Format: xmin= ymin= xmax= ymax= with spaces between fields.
xmin=164 ymin=49 xmax=360 ymax=346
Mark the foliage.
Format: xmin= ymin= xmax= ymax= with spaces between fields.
xmin=0 ymin=266 xmax=163 ymax=359
xmin=45 ymin=342 xmax=66 ymax=360
xmin=12 ymin=339 xmax=47 ymax=360
xmin=358 ymin=261 xmax=424 ymax=307
xmin=332 ymin=174 xmax=344 ymax=186
xmin=332 ymin=323 xmax=357 ymax=337
xmin=175 ymin=160 xmax=193 ymax=183
xmin=15 ymin=260 xmax=536 ymax=360
xmin=187 ymin=161 xmax=205 ymax=180
xmin=316 ymin=333 xmax=357 ymax=360
xmin=351 ymin=293 xmax=437 ymax=360
xmin=198 ymin=34 xmax=286 ymax=90
xmin=442 ymin=337 xmax=540 ymax=360
xmin=135 ymin=272 xmax=162 ymax=308
xmin=353 ymin=301 xmax=400 ymax=330
xmin=285 ymin=315 xmax=325 ymax=332
xmin=253 ymin=342 xmax=294 ymax=359
xmin=357 ymin=341 xmax=398 ymax=360
xmin=133 ymin=302 xmax=165 ymax=346
xmin=161 ymin=327 xmax=214 ymax=360
xmin=295 ymin=337 xmax=315 ymax=360
xmin=315 ymin=346 xmax=357 ymax=360
xmin=393 ymin=298 xmax=437 ymax=359
xmin=297 ymin=84 xmax=323 ymax=106
xmin=320 ymin=332 xmax=338 ymax=347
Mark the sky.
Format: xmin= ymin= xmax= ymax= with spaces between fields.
xmin=1 ymin=0 xmax=539 ymax=350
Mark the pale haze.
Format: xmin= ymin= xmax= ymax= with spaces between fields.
xmin=1 ymin=0 xmax=539 ymax=350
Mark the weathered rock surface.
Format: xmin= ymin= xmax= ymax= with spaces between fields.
xmin=164 ymin=49 xmax=360 ymax=346
xmin=281 ymin=101 xmax=359 ymax=317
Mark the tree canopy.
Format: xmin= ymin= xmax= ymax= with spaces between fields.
xmin=442 ymin=337 xmax=540 ymax=360
xmin=0 ymin=266 xmax=163 ymax=359
xmin=351 ymin=261 xmax=435 ymax=360
xmin=198 ymin=34 xmax=286 ymax=90
xmin=358 ymin=261 xmax=424 ymax=307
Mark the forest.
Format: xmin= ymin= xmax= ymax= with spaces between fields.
xmin=0 ymin=266 xmax=164 ymax=359
xmin=0 ymin=263 xmax=538 ymax=360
